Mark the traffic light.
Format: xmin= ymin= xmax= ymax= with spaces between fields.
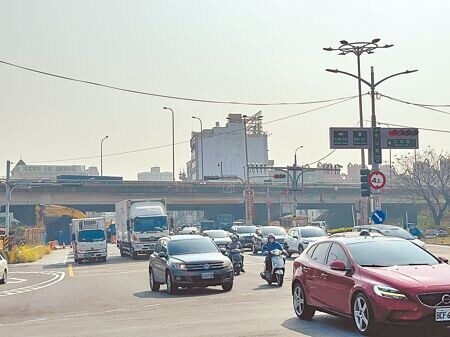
xmin=360 ymin=168 xmax=371 ymax=197
xmin=273 ymin=174 xmax=286 ymax=179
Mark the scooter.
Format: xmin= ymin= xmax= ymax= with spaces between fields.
xmin=229 ymin=248 xmax=243 ymax=275
xmin=260 ymin=249 xmax=285 ymax=286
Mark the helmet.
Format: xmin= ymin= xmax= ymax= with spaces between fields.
xmin=267 ymin=233 xmax=275 ymax=241
xmin=231 ymin=235 xmax=238 ymax=241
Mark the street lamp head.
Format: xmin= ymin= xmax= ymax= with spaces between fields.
xmin=326 ymin=68 xmax=339 ymax=73
xmin=323 ymin=47 xmax=333 ymax=51
xmin=371 ymin=38 xmax=381 ymax=44
xmin=338 ymin=52 xmax=346 ymax=56
xmin=383 ymin=44 xmax=394 ymax=48
xmin=105 ymin=135 xmax=109 ymax=139
xmin=340 ymin=40 xmax=349 ymax=45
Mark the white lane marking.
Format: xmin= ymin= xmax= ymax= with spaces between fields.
xmin=63 ymin=250 xmax=70 ymax=265
xmin=238 ymin=292 xmax=252 ymax=296
xmin=7 ymin=277 xmax=27 ymax=284
xmin=0 ymin=272 xmax=65 ymax=297
xmin=22 ymin=318 xmax=48 ymax=323
xmin=143 ymin=304 xmax=162 ymax=308
xmin=104 ymin=309 xmax=126 ymax=313
xmin=66 ymin=313 xmax=90 ymax=318
xmin=174 ymin=299 xmax=196 ymax=304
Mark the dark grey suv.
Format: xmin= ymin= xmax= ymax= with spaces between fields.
xmin=148 ymin=235 xmax=234 ymax=294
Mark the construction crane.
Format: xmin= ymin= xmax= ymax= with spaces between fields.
xmin=35 ymin=204 xmax=87 ymax=228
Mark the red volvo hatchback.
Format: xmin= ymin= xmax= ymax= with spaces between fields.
xmin=291 ymin=236 xmax=450 ymax=335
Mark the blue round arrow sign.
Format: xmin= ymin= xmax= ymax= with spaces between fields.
xmin=371 ymin=210 xmax=386 ymax=224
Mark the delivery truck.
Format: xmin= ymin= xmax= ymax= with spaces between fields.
xmin=71 ymin=217 xmax=107 ymax=264
xmin=116 ymin=199 xmax=168 ymax=259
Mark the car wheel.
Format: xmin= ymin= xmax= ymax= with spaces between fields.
xmin=352 ymin=293 xmax=376 ymax=335
xmin=166 ymin=272 xmax=178 ymax=295
xmin=149 ymin=268 xmax=160 ymax=291
xmin=0 ymin=270 xmax=7 ymax=284
xmin=222 ymin=282 xmax=233 ymax=292
xmin=293 ymin=282 xmax=315 ymax=319
xmin=297 ymin=244 xmax=304 ymax=255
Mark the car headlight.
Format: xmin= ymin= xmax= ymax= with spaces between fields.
xmin=373 ymin=285 xmax=407 ymax=300
xmin=173 ymin=263 xmax=188 ymax=270
xmin=78 ymin=250 xmax=86 ymax=254
xmin=223 ymin=260 xmax=232 ymax=268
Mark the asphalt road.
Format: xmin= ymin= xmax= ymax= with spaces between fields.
xmin=0 ymin=244 xmax=449 ymax=337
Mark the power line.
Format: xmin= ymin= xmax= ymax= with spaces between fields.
xmin=31 ymin=97 xmax=358 ymax=163
xmin=0 ymin=59 xmax=358 ymax=106
xmin=379 ymin=93 xmax=450 ymax=116
xmin=377 ymin=121 xmax=450 ymax=134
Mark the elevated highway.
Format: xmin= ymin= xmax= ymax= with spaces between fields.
xmin=1 ymin=180 xmax=423 ymax=226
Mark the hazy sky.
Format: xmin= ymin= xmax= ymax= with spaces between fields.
xmin=1 ymin=1 xmax=449 ymax=180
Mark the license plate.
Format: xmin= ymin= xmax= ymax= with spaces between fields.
xmin=435 ymin=307 xmax=450 ymax=322
xmin=201 ymin=272 xmax=214 ymax=280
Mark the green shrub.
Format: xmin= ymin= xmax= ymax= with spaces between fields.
xmin=328 ymin=227 xmax=353 ymax=235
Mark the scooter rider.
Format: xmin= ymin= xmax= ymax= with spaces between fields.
xmin=262 ymin=233 xmax=284 ymax=273
xmin=227 ymin=235 xmax=245 ymax=272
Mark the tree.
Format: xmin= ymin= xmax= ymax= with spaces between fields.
xmin=394 ymin=149 xmax=450 ymax=226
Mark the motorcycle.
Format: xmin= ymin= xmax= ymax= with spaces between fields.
xmin=260 ymin=249 xmax=285 ymax=286
xmin=228 ymin=248 xmax=243 ymax=275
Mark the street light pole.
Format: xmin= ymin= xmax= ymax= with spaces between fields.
xmin=242 ymin=115 xmax=250 ymax=224
xmin=164 ymin=107 xmax=175 ymax=181
xmin=192 ymin=116 xmax=204 ymax=180
xmin=324 ymin=39 xmax=393 ymax=168
xmin=100 ymin=135 xmax=109 ymax=176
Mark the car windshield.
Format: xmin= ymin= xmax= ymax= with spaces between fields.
xmin=261 ymin=227 xmax=286 ymax=236
xmin=236 ymin=226 xmax=256 ymax=234
xmin=168 ymin=238 xmax=219 ymax=255
xmin=134 ymin=216 xmax=167 ymax=233
xmin=78 ymin=229 xmax=105 ymax=242
xmin=204 ymin=230 xmax=228 ymax=238
xmin=347 ymin=240 xmax=439 ymax=267
xmin=300 ymin=227 xmax=326 ymax=238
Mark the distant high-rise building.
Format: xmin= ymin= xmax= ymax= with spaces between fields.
xmin=186 ymin=113 xmax=270 ymax=181
xmin=137 ymin=166 xmax=172 ymax=181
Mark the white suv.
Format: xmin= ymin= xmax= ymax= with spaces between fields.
xmin=285 ymin=226 xmax=327 ymax=256
xmin=0 ymin=253 xmax=8 ymax=284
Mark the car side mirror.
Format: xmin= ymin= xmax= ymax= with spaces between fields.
xmin=220 ymin=248 xmax=227 ymax=255
xmin=71 ymin=233 xmax=76 ymax=241
xmin=126 ymin=220 xmax=131 ymax=231
xmin=438 ymin=256 xmax=449 ymax=264
xmin=330 ymin=260 xmax=346 ymax=271
xmin=414 ymin=236 xmax=418 ymax=239
xmin=158 ymin=251 xmax=166 ymax=258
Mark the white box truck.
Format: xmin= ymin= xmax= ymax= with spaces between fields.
xmin=71 ymin=217 xmax=107 ymax=264
xmin=116 ymin=199 xmax=168 ymax=259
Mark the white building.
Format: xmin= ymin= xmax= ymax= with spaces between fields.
xmin=11 ymin=160 xmax=99 ymax=180
xmin=138 ymin=167 xmax=172 ymax=181
xmin=187 ymin=113 xmax=270 ymax=181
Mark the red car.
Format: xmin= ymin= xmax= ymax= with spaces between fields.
xmin=291 ymin=235 xmax=450 ymax=335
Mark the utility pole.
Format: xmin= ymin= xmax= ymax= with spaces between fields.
xmin=5 ymin=160 xmax=11 ymax=251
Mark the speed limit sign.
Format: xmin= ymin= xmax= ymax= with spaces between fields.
xmin=368 ymin=170 xmax=386 ymax=189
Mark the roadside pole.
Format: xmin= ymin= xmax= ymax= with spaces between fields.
xmin=5 ymin=160 xmax=11 ymax=252
xmin=370 ymin=66 xmax=382 ymax=213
